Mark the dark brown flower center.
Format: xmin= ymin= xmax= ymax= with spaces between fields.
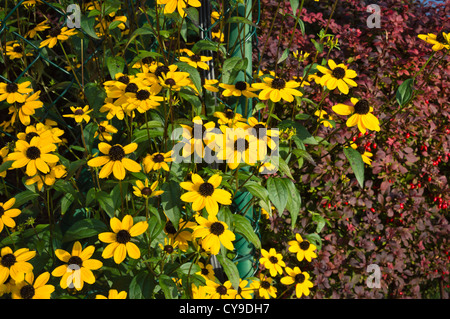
xmin=299 ymin=241 xmax=310 ymax=250
xmin=26 ymin=146 xmax=41 ymax=160
xmin=261 ymin=280 xmax=271 ymax=289
xmin=25 ymin=132 xmax=39 ymax=143
xmin=165 ymin=78 xmax=176 ymax=86
xmin=49 ymin=27 xmax=61 ymax=37
xmin=199 ymin=182 xmax=215 ymax=197
xmin=125 ymin=83 xmax=138 ymax=93
xmin=201 ymin=268 xmax=210 ymax=275
xmin=6 ymin=83 xmax=18 ymax=93
xmin=141 ymin=187 xmax=152 ymax=196
xmin=354 ymin=99 xmax=370 ymax=115
xmin=163 ymin=245 xmax=174 ymax=254
xmin=165 ymin=221 xmax=177 ymax=235
xmin=295 ymin=273 xmax=306 ymax=284
xmin=268 ymin=256 xmax=278 ymax=264
xmin=216 ymin=285 xmax=228 ymax=295
xmin=98 ymin=125 xmax=106 ymax=132
xmin=136 ymin=89 xmax=150 ymax=101
xmin=117 ymin=75 xmax=130 ymax=84
xmin=153 ymin=153 xmax=165 ymax=163
xmin=210 ymin=222 xmax=225 ymax=236
xmin=20 ymin=285 xmax=35 ymax=299
xmin=116 ymin=229 xmax=131 ymax=244
xmin=252 ymin=124 xmax=267 ymax=139
xmin=234 ymin=138 xmax=249 ymax=152
xmin=271 ymin=78 xmax=286 ymax=89
xmin=68 ymin=256 xmax=83 ymax=267
xmin=109 ymin=145 xmax=125 ymax=161
xmin=1 ymin=253 xmax=16 ymax=267
xmin=224 ymin=110 xmax=234 ymax=119
xmin=13 ymin=45 xmax=23 ymax=53
xmin=74 ymin=109 xmax=84 ymax=115
xmin=155 ymin=65 xmax=170 ymax=77
xmin=436 ymin=31 xmax=447 ymax=44
xmin=235 ymin=81 xmax=247 ymax=91
xmin=190 ymin=54 xmax=202 ymax=62
xmin=331 ymin=67 xmax=346 ymax=79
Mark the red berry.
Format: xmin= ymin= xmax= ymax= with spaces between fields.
xmin=406 ymin=133 xmax=410 ymax=138
xmin=400 ymin=203 xmax=404 ymax=209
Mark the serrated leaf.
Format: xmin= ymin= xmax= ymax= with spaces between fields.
xmin=344 ymin=147 xmax=365 ymax=188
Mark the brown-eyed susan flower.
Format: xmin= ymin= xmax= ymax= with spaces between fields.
xmin=418 ymin=31 xmax=449 ymax=51
xmin=157 ymin=0 xmax=201 ymax=17
xmin=142 ymin=151 xmax=173 ymax=172
xmin=5 ymin=42 xmax=28 ymax=60
xmin=7 ymin=137 xmax=59 ymax=177
xmin=0 ymin=146 xmax=10 ymax=178
xmin=98 ymin=215 xmax=148 ymax=264
xmin=133 ymin=179 xmax=164 ymax=199
xmin=25 ymin=20 xmax=50 ymax=38
xmin=94 ymin=121 xmax=118 ymax=142
xmin=179 ymin=116 xmax=218 ymax=158
xmin=163 ymin=218 xmax=197 ymax=252
xmin=204 ymin=279 xmax=237 ymax=299
xmin=51 ymin=241 xmax=103 ymax=290
xmin=316 ymin=59 xmax=358 ymax=94
xmin=235 ymin=279 xmax=254 ymax=299
xmin=238 ymin=116 xmax=278 ymax=150
xmin=203 ymin=78 xmax=220 ymax=93
xmin=254 ymin=273 xmax=277 ymax=299
xmin=8 ymin=90 xmax=43 ymax=126
xmin=0 ymin=247 xmax=36 ymax=284
xmin=11 ymin=272 xmax=54 ymax=299
xmin=0 ymin=198 xmax=21 ymax=233
xmin=39 ymin=26 xmax=77 ymax=48
xmin=280 ymin=267 xmax=314 ymax=298
xmin=159 ymin=237 xmax=179 ymax=255
xmin=219 ymin=81 xmax=258 ymax=98
xmin=0 ymin=81 xmax=33 ymax=104
xmin=180 ymin=173 xmax=232 ymax=216
xmin=63 ymin=105 xmax=93 ymax=124
xmin=252 ymin=76 xmax=303 ymax=103
xmin=213 ymin=109 xmax=246 ymax=127
xmin=314 ymin=110 xmax=334 ymax=128
xmin=192 ymin=215 xmax=235 ymax=255
xmin=17 ymin=123 xmax=55 ymax=145
xmin=196 ymin=262 xmax=215 ymax=281
xmin=179 ymin=49 xmax=212 ymax=70
xmin=95 ymin=289 xmax=127 ymax=299
xmin=350 ymin=143 xmax=373 ymax=166
xmin=25 ymin=163 xmax=67 ymax=191
xmin=260 ymin=248 xmax=285 ymax=277
xmin=332 ymin=97 xmax=380 ymax=134
xmin=87 ymin=142 xmax=141 ymax=180
xmin=288 ymin=234 xmax=317 ymax=262
xmin=124 ymin=85 xmax=164 ymax=113
xmin=99 ymin=98 xmax=126 ymax=121
xmin=158 ymin=69 xmax=191 ymax=92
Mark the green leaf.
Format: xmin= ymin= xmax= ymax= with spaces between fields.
xmin=279 ymin=120 xmax=318 ymax=145
xmin=396 ymin=78 xmax=414 ymax=106
xmin=232 ymin=214 xmax=261 ymax=249
xmin=292 ymin=149 xmax=316 ymax=166
xmin=244 ymin=181 xmax=269 ymax=203
xmin=60 ymin=193 xmax=75 ymax=215
xmin=129 ymin=271 xmax=156 ymax=299
xmin=174 ymin=62 xmax=202 ymax=95
xmin=159 ymin=274 xmax=179 ymax=299
xmin=14 ymin=190 xmax=39 ymax=207
xmin=191 ymin=39 xmax=219 ymax=54
xmin=277 ymin=48 xmax=290 ymax=64
xmin=266 ymin=177 xmax=289 ymax=215
xmin=304 ymin=233 xmax=322 ymax=251
xmin=95 ymin=190 xmax=116 ymax=218
xmin=226 ymin=16 xmax=257 ymax=28
xmin=221 ymin=56 xmax=248 ymax=84
xmin=343 ymin=147 xmax=365 ymax=188
xmin=277 ymin=156 xmax=294 ymax=179
xmin=80 ymin=15 xmax=100 ymax=39
xmin=216 ymin=254 xmax=240 ymax=290
xmin=290 ymin=0 xmax=300 ymax=15
xmin=177 ymin=262 xmax=201 ymax=276
xmin=161 ymin=181 xmax=182 ymax=229
xmin=283 ymin=178 xmax=301 ymax=227
xmin=106 ymin=56 xmax=126 ymax=80
xmin=62 ymin=218 xmax=108 ymax=242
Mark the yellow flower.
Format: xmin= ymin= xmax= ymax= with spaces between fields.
xmin=316 ymin=59 xmax=358 ymax=94
xmin=204 ymin=279 xmax=237 ymax=299
xmin=0 ymin=81 xmax=33 ymax=104
xmin=332 ymin=97 xmax=380 ymax=134
xmin=158 ymin=69 xmax=191 ymax=92
xmin=350 ymin=143 xmax=373 ymax=166
xmin=293 ymin=50 xmax=310 ymax=62
xmin=24 ymin=163 xmax=67 ymax=191
xmin=63 ymin=105 xmax=93 ymax=124
xmin=288 ymin=234 xmax=317 ymax=262
xmin=87 ymin=142 xmax=141 ymax=180
xmin=180 ymin=173 xmax=232 ymax=216
xmin=314 ymin=110 xmax=334 ymax=128
xmin=219 ymin=81 xmax=258 ymax=98
xmin=0 ymin=247 xmax=36 ymax=284
xmin=7 ymin=136 xmax=59 ymax=177
xmin=0 ymin=198 xmax=21 ymax=233
xmin=51 ymin=241 xmax=103 ymax=290
xmin=133 ymin=179 xmax=164 ymax=199
xmin=192 ymin=215 xmax=235 ymax=255
xmin=157 ymin=0 xmax=201 ymax=17
xmin=235 ymin=279 xmax=254 ymax=299
xmin=159 ymin=237 xmax=179 ymax=255
xmin=96 ymin=289 xmax=127 ymax=299
xmin=252 ymin=76 xmax=303 ymax=103
xmin=196 ymin=262 xmax=215 ymax=281
xmin=178 ymin=116 xmax=218 ymax=158
xmin=163 ymin=218 xmax=197 ymax=252
xmin=25 ymin=20 xmax=50 ymax=38
xmin=11 ymin=272 xmax=54 ymax=299
xmin=0 ymin=146 xmax=10 ymax=178
xmin=98 ymin=215 xmax=149 ymax=264
xmin=5 ymin=42 xmax=27 ymax=60
xmin=142 ymin=151 xmax=173 ymax=172
xmin=94 ymin=121 xmax=118 ymax=142
xmin=254 ymin=273 xmax=277 ymax=299
xmin=259 ymin=248 xmax=285 ymax=277
xmin=418 ymin=31 xmax=450 ymax=51
xmin=17 ymin=123 xmax=56 ymax=145
xmin=213 ymin=109 xmax=246 ymax=127
xmin=124 ymin=83 xmax=164 ymax=113
xmin=8 ymin=90 xmax=43 ymax=126
xmin=280 ymin=267 xmax=314 ymax=298
xmin=179 ymin=49 xmax=212 ymax=70
xmin=39 ymin=26 xmax=77 ymax=48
